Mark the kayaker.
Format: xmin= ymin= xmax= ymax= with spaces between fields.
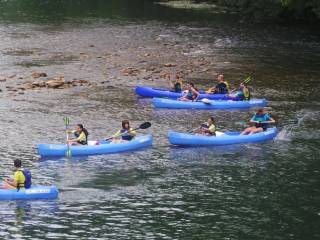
xmin=112 ymin=120 xmax=136 ymax=142
xmin=178 ymin=82 xmax=200 ymax=101
xmin=1 ymin=159 xmax=31 ymax=190
xmin=194 ymin=116 xmax=216 ymax=136
xmin=229 ymin=82 xmax=250 ymax=101
xmin=241 ymin=108 xmax=275 ymax=135
xmin=206 ymin=74 xmax=230 ymax=94
xmin=168 ymin=74 xmax=183 ymax=93
xmin=67 ymin=124 xmax=89 ymax=145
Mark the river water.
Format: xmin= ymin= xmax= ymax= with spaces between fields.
xmin=0 ymin=0 xmax=319 ymax=239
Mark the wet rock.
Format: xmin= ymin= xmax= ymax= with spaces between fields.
xmin=45 ymin=77 xmax=65 ymax=88
xmin=90 ymin=45 xmax=95 ymax=47
xmin=7 ymin=88 xmax=18 ymax=92
xmin=17 ymin=87 xmax=26 ymax=91
xmin=152 ymin=69 xmax=161 ymax=74
xmin=164 ymin=63 xmax=177 ymax=67
xmin=122 ymin=67 xmax=140 ymax=76
xmin=159 ymin=72 xmax=170 ymax=78
xmin=32 ymin=80 xmax=46 ymax=88
xmin=18 ymin=91 xmax=24 ymax=95
xmin=73 ymin=79 xmax=90 ymax=84
xmin=145 ymin=66 xmax=156 ymax=72
xmin=32 ymin=72 xmax=47 ymax=78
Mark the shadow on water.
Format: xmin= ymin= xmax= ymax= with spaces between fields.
xmin=0 ymin=0 xmax=233 ymax=24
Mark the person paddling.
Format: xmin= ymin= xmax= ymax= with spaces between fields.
xmin=229 ymin=82 xmax=250 ymax=101
xmin=193 ymin=116 xmax=216 ymax=136
xmin=206 ymin=74 xmax=230 ymax=94
xmin=241 ymin=108 xmax=275 ymax=135
xmin=1 ymin=160 xmax=32 ymax=190
xmin=178 ymin=82 xmax=200 ymax=101
xmin=66 ymin=124 xmax=89 ymax=145
xmin=112 ymin=120 xmax=137 ymax=142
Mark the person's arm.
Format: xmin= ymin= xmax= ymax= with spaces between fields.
xmin=266 ymin=114 xmax=275 ymax=123
xmin=129 ymin=128 xmax=137 ymax=136
xmin=249 ymin=115 xmax=259 ymax=124
xmin=4 ymin=171 xmax=22 ymax=188
xmin=67 ymin=138 xmax=78 ymax=143
xmin=67 ymin=131 xmax=84 ymax=143
xmin=3 ymin=178 xmax=17 ymax=187
xmin=178 ymin=90 xmax=188 ymax=100
xmin=206 ymin=87 xmax=215 ymax=94
xmin=112 ymin=130 xmax=122 ymax=138
xmin=192 ymin=88 xmax=200 ymax=101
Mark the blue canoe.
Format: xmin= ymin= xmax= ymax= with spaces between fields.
xmin=0 ymin=186 xmax=59 ymax=201
xmin=135 ymin=86 xmax=232 ymax=100
xmin=153 ymin=97 xmax=267 ymax=109
xmin=168 ymin=127 xmax=277 ymax=146
xmin=37 ymin=135 xmax=153 ymax=157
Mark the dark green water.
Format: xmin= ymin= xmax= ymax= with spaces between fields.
xmin=0 ymin=1 xmax=319 ymax=239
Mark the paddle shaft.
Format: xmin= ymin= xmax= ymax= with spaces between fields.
xmin=105 ymin=122 xmax=151 ymax=141
xmin=105 ymin=127 xmax=139 ymax=141
xmin=64 ymin=117 xmax=72 ymax=157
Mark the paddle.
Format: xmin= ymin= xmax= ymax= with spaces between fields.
xmin=63 ymin=117 xmax=72 ymax=158
xmin=105 ymin=122 xmax=151 ymax=141
xmin=201 ymin=98 xmax=212 ymax=104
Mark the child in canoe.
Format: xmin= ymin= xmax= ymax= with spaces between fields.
xmin=193 ymin=116 xmax=216 ymax=136
xmin=229 ymin=82 xmax=250 ymax=101
xmin=112 ymin=120 xmax=136 ymax=142
xmin=178 ymin=82 xmax=200 ymax=101
xmin=1 ymin=160 xmax=31 ymax=190
xmin=241 ymin=108 xmax=275 ymax=135
xmin=66 ymin=124 xmax=89 ymax=145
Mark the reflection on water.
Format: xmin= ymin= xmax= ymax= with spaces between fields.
xmin=0 ymin=0 xmax=319 ymax=239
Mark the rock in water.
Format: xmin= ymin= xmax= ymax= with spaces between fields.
xmin=32 ymin=72 xmax=48 ymax=78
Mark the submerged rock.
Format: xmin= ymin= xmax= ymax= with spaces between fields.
xmin=164 ymin=63 xmax=177 ymax=67
xmin=32 ymin=72 xmax=47 ymax=78
xmin=45 ymin=77 xmax=65 ymax=88
xmin=32 ymin=80 xmax=46 ymax=88
xmin=122 ymin=67 xmax=140 ymax=76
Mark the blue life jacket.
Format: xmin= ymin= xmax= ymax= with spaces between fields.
xmin=121 ymin=128 xmax=134 ymax=141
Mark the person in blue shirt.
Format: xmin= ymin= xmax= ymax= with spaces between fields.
xmin=241 ymin=108 xmax=275 ymax=135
